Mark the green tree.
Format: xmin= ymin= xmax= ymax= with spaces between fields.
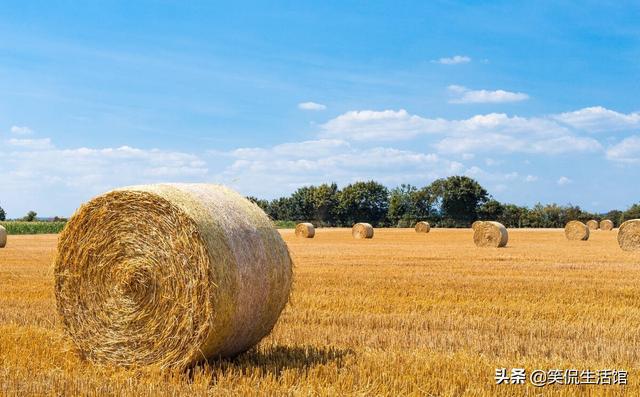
xmin=23 ymin=211 xmax=37 ymax=222
xmin=266 ymin=197 xmax=294 ymax=221
xmin=337 ymin=181 xmax=389 ymax=226
xmin=427 ymin=176 xmax=489 ymax=227
xmin=246 ymin=196 xmax=270 ymax=213
xmin=623 ymin=204 xmax=640 ymax=222
xmin=388 ymin=184 xmax=437 ymax=227
xmin=498 ymin=204 xmax=528 ymax=228
xmin=604 ymin=210 xmax=623 ymax=227
xmin=478 ymin=199 xmax=505 ymax=222
xmin=0 ymin=205 xmax=5 ymax=221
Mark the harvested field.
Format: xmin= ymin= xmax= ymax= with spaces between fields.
xmin=1 ymin=229 xmax=639 ymax=396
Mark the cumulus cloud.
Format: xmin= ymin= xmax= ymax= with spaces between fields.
xmin=320 ymin=109 xmax=602 ymax=155
xmin=10 ymin=125 xmax=33 ymax=135
xmin=525 ymin=175 xmax=539 ymax=182
xmin=606 ymin=136 xmax=640 ymax=162
xmin=557 ymin=176 xmax=572 ymax=186
xmin=448 ymin=85 xmax=529 ymax=104
xmin=553 ymin=106 xmax=640 ymax=133
xmin=8 ymin=138 xmax=54 ymax=150
xmin=433 ymin=55 xmax=471 ymax=65
xmin=298 ymin=101 xmax=327 ymax=111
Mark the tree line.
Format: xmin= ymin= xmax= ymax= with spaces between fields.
xmin=247 ymin=176 xmax=640 ymax=228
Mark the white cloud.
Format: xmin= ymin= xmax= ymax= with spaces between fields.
xmin=10 ymin=125 xmax=33 ymax=135
xmin=554 ymin=106 xmax=640 ymax=133
xmin=298 ymin=101 xmax=327 ymax=111
xmin=215 ymin=140 xmax=463 ymax=198
xmin=8 ymin=138 xmax=54 ymax=150
xmin=448 ymin=85 xmax=529 ymax=104
xmin=321 ymin=109 xmax=602 ymax=155
xmin=525 ymin=175 xmax=539 ymax=182
xmin=606 ymin=136 xmax=640 ymax=163
xmin=433 ymin=55 xmax=471 ymax=65
xmin=557 ymin=176 xmax=572 ymax=186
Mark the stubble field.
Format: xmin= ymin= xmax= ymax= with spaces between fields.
xmin=1 ymin=228 xmax=639 ymax=396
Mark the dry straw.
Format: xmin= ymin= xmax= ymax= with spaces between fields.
xmin=586 ymin=220 xmax=599 ymax=230
xmin=0 ymin=225 xmax=6 ymax=248
xmin=565 ymin=220 xmax=589 ymax=241
xmin=54 ymin=184 xmax=293 ymax=368
xmin=473 ymin=221 xmax=508 ymax=248
xmin=471 ymin=220 xmax=484 ymax=231
xmin=295 ymin=222 xmax=315 ymax=238
xmin=415 ymin=221 xmax=430 ymax=233
xmin=352 ymin=223 xmax=374 ymax=239
xmin=618 ymin=219 xmax=640 ymax=251
xmin=600 ymin=219 xmax=614 ymax=231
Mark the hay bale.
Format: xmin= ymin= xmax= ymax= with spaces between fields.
xmin=618 ymin=219 xmax=640 ymax=251
xmin=586 ymin=220 xmax=599 ymax=230
xmin=471 ymin=220 xmax=484 ymax=231
xmin=0 ymin=225 xmax=6 ymax=248
xmin=565 ymin=220 xmax=589 ymax=241
xmin=54 ymin=184 xmax=293 ymax=368
xmin=473 ymin=221 xmax=508 ymax=247
xmin=600 ymin=219 xmax=614 ymax=231
xmin=352 ymin=223 xmax=374 ymax=239
xmin=415 ymin=221 xmax=430 ymax=233
xmin=295 ymin=222 xmax=315 ymax=238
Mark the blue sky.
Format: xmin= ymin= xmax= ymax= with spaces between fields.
xmin=1 ymin=1 xmax=639 ymax=217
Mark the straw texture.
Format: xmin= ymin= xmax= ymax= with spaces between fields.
xmin=54 ymin=183 xmax=293 ymax=368
xmin=473 ymin=221 xmax=508 ymax=248
xmin=586 ymin=220 xmax=599 ymax=230
xmin=0 ymin=225 xmax=6 ymax=248
xmin=471 ymin=221 xmax=484 ymax=231
xmin=618 ymin=219 xmax=640 ymax=252
xmin=295 ymin=222 xmax=315 ymax=238
xmin=415 ymin=221 xmax=430 ymax=233
xmin=352 ymin=223 xmax=374 ymax=239
xmin=565 ymin=221 xmax=589 ymax=241
xmin=600 ymin=219 xmax=614 ymax=231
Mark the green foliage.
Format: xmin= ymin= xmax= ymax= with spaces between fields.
xmin=22 ymin=211 xmax=38 ymax=222
xmin=623 ymin=204 xmax=640 ymax=222
xmin=273 ymin=220 xmax=296 ymax=229
xmin=427 ymin=176 xmax=489 ymax=227
xmin=0 ymin=221 xmax=66 ymax=235
xmin=0 ymin=205 xmax=5 ymax=221
xmin=388 ymin=184 xmax=437 ymax=227
xmin=336 ymin=181 xmax=389 ymax=226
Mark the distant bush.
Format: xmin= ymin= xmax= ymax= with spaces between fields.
xmin=0 ymin=221 xmax=66 ymax=235
xmin=274 ymin=220 xmax=296 ymax=229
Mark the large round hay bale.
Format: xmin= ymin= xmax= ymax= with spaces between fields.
xmin=295 ymin=222 xmax=315 ymax=238
xmin=618 ymin=219 xmax=640 ymax=251
xmin=473 ymin=221 xmax=508 ymax=247
xmin=586 ymin=220 xmax=599 ymax=230
xmin=352 ymin=223 xmax=374 ymax=239
xmin=54 ymin=184 xmax=293 ymax=368
xmin=600 ymin=219 xmax=614 ymax=231
xmin=471 ymin=220 xmax=484 ymax=231
xmin=565 ymin=220 xmax=589 ymax=241
xmin=0 ymin=225 xmax=6 ymax=248
xmin=415 ymin=221 xmax=430 ymax=233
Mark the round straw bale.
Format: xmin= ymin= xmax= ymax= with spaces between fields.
xmin=295 ymin=222 xmax=315 ymax=238
xmin=415 ymin=221 xmax=430 ymax=233
xmin=473 ymin=221 xmax=508 ymax=247
xmin=0 ymin=225 xmax=6 ymax=248
xmin=618 ymin=219 xmax=640 ymax=251
xmin=54 ymin=184 xmax=293 ymax=368
xmin=565 ymin=220 xmax=589 ymax=241
xmin=600 ymin=219 xmax=614 ymax=231
xmin=352 ymin=223 xmax=374 ymax=239
xmin=471 ymin=220 xmax=484 ymax=231
xmin=586 ymin=220 xmax=599 ymax=230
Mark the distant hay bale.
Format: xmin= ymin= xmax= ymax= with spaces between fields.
xmin=565 ymin=221 xmax=589 ymax=241
xmin=618 ymin=219 xmax=640 ymax=251
xmin=415 ymin=221 xmax=430 ymax=233
xmin=471 ymin=220 xmax=484 ymax=231
xmin=473 ymin=221 xmax=508 ymax=248
xmin=54 ymin=184 xmax=293 ymax=368
xmin=0 ymin=225 xmax=6 ymax=248
xmin=586 ymin=220 xmax=599 ymax=230
xmin=600 ymin=219 xmax=614 ymax=231
xmin=295 ymin=222 xmax=315 ymax=238
xmin=352 ymin=223 xmax=374 ymax=239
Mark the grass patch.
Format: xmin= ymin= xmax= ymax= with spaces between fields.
xmin=0 ymin=221 xmax=66 ymax=235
